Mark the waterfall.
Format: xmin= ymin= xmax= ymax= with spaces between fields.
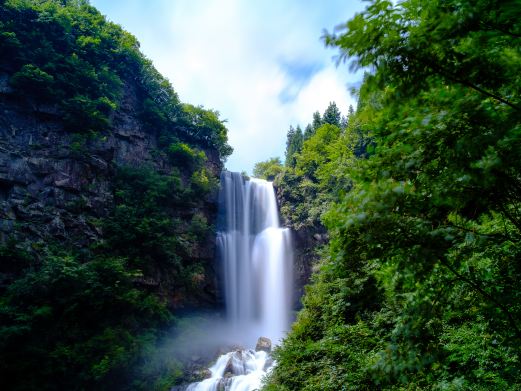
xmin=217 ymin=171 xmax=293 ymax=345
xmin=182 ymin=172 xmax=293 ymax=391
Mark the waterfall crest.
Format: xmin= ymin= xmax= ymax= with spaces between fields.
xmin=217 ymin=171 xmax=293 ymax=346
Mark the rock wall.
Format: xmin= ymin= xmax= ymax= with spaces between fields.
xmin=0 ymin=74 xmax=222 ymax=307
xmin=290 ymin=225 xmax=327 ymax=307
xmin=274 ymin=184 xmax=328 ymax=309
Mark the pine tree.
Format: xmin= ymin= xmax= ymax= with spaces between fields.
xmin=312 ymin=111 xmax=322 ymax=130
xmin=303 ymin=124 xmax=314 ymax=140
xmin=285 ymin=125 xmax=303 ymax=167
xmin=322 ymin=101 xmax=341 ymax=127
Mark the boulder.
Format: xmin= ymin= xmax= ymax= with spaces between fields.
xmin=255 ymin=337 xmax=272 ymax=353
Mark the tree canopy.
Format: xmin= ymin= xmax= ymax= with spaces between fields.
xmin=253 ymin=157 xmax=284 ymax=181
xmin=265 ymin=0 xmax=521 ymax=389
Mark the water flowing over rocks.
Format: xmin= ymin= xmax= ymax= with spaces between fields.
xmin=177 ymin=338 xmax=274 ymax=391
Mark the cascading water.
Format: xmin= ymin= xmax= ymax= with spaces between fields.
xmin=186 ymin=350 xmax=271 ymax=391
xmin=184 ymin=171 xmax=293 ymax=391
xmin=217 ymin=171 xmax=293 ymax=345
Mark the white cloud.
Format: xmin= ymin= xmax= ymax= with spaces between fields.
xmin=291 ymin=65 xmax=357 ymax=126
xmin=91 ymin=0 xmax=365 ymax=174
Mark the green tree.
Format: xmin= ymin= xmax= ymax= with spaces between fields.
xmin=303 ymin=123 xmax=314 ymax=140
xmin=0 ymin=252 xmax=171 ymax=391
xmin=311 ymin=110 xmax=322 ymax=130
xmin=0 ymin=2 xmax=229 ymax=390
xmin=295 ymin=124 xmax=341 ymax=181
xmin=267 ymin=0 xmax=521 ymax=389
xmin=9 ymin=64 xmax=54 ymax=99
xmin=179 ymin=104 xmax=233 ymax=160
xmin=284 ymin=125 xmax=303 ymax=167
xmin=321 ymin=101 xmax=341 ymax=127
xmin=253 ymin=157 xmax=283 ymax=181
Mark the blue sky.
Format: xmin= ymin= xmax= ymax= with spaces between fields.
xmin=90 ymin=0 xmax=365 ymax=174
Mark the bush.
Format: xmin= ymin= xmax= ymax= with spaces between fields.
xmin=10 ymin=64 xmax=54 ymax=99
xmin=167 ymin=142 xmax=206 ymax=169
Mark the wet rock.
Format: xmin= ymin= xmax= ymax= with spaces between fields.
xmin=255 ymin=336 xmax=272 ymax=353
xmin=217 ymin=378 xmax=231 ymax=391
xmin=223 ymin=350 xmax=244 ymax=376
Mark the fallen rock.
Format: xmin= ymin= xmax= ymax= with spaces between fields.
xmin=255 ymin=336 xmax=272 ymax=353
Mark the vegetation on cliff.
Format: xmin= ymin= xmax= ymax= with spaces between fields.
xmin=0 ymin=0 xmax=231 ymax=390
xmin=263 ymin=0 xmax=521 ymax=389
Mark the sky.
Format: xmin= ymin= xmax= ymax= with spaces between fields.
xmin=90 ymin=0 xmax=366 ymax=174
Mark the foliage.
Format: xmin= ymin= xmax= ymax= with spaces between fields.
xmin=284 ymin=125 xmax=303 ymax=168
xmin=321 ymin=101 xmax=342 ymax=128
xmin=284 ymin=102 xmax=347 ymax=169
xmin=311 ymin=111 xmax=322 ymax=131
xmin=0 ymin=251 xmax=172 ymax=391
xmin=0 ymin=162 xmax=218 ymax=390
xmin=167 ymin=141 xmax=206 ymax=170
xmin=102 ymin=165 xmax=213 ymax=278
xmin=274 ymin=103 xmax=357 ymax=230
xmin=265 ymin=0 xmax=521 ymax=390
xmin=0 ymin=0 xmax=232 ymax=157
xmin=9 ymin=64 xmax=54 ymax=99
xmin=0 ymin=1 xmax=228 ymax=389
xmin=253 ymin=157 xmax=284 ymax=180
xmin=179 ymin=104 xmax=234 ymax=159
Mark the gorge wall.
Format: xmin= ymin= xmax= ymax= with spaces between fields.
xmin=0 ymin=75 xmax=222 ymax=308
xmin=274 ymin=182 xmax=327 ymax=309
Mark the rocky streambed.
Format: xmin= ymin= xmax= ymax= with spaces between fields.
xmin=173 ymin=337 xmax=273 ymax=391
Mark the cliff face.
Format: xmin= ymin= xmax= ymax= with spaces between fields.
xmin=274 ymin=183 xmax=327 ymax=309
xmin=0 ymin=75 xmax=222 ymax=308
xmin=289 ymin=225 xmax=327 ymax=306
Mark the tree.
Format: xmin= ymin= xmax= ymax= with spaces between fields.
xmin=303 ymin=124 xmax=314 ymax=140
xmin=311 ymin=110 xmax=322 ymax=130
xmin=252 ymin=157 xmax=283 ymax=181
xmin=284 ymin=125 xmax=303 ymax=167
xmin=180 ymin=104 xmax=233 ymax=160
xmin=296 ymin=124 xmax=341 ymax=181
xmin=348 ymin=104 xmax=354 ymax=118
xmin=267 ymin=0 xmax=521 ymax=389
xmin=322 ymin=101 xmax=341 ymax=127
xmin=9 ymin=64 xmax=54 ymax=99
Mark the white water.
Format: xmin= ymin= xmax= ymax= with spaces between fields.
xmin=217 ymin=171 xmax=293 ymax=346
xmin=184 ymin=172 xmax=293 ymax=391
xmin=186 ymin=350 xmax=271 ymax=391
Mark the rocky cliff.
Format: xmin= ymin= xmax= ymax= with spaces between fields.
xmin=0 ymin=2 xmax=236 ymax=388
xmin=274 ymin=182 xmax=328 ymax=309
xmin=0 ymin=74 xmax=222 ymax=308
xmin=288 ymin=225 xmax=327 ymax=307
